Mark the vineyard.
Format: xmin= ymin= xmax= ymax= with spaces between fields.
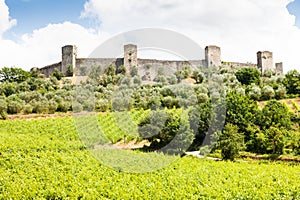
xmin=0 ymin=115 xmax=300 ymax=199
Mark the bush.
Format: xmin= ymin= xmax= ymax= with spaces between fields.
xmin=95 ymin=99 xmax=110 ymax=112
xmin=23 ymin=104 xmax=33 ymax=114
xmin=261 ymin=85 xmax=275 ymax=100
xmin=0 ymin=99 xmax=8 ymax=119
xmin=33 ymin=101 xmax=49 ymax=114
xmin=7 ymin=95 xmax=24 ymax=114
xmin=52 ymin=69 xmax=64 ymax=80
xmin=57 ymin=101 xmax=71 ymax=113
xmin=247 ymin=85 xmax=261 ymax=100
xmin=48 ymin=100 xmax=58 ymax=114
xmin=138 ymin=110 xmax=194 ymax=155
xmin=275 ymin=85 xmax=286 ymax=99
xmin=218 ymin=123 xmax=245 ymax=161
xmin=197 ymin=93 xmax=209 ymax=103
xmin=72 ymin=102 xmax=83 ymax=113
xmin=235 ymin=67 xmax=260 ymax=85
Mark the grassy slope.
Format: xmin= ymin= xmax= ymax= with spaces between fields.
xmin=0 ymin=117 xmax=299 ymax=199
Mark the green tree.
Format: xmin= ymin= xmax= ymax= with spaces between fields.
xmin=191 ymin=71 xmax=204 ymax=84
xmin=0 ymin=67 xmax=30 ymax=83
xmin=52 ymin=68 xmax=64 ymax=80
xmin=235 ymin=67 xmax=260 ymax=85
xmin=139 ymin=110 xmax=194 ymax=154
xmin=117 ymin=65 xmax=127 ymax=75
xmin=264 ymin=127 xmax=285 ymax=154
xmin=226 ymin=91 xmax=259 ymax=139
xmin=0 ymin=99 xmax=8 ymax=119
xmin=261 ymin=85 xmax=275 ymax=100
xmin=218 ymin=123 xmax=245 ymax=161
xmin=283 ymin=70 xmax=300 ymax=95
xmin=6 ymin=95 xmax=25 ymax=114
xmin=66 ymin=64 xmax=74 ymax=77
xmin=260 ymin=100 xmax=292 ymax=130
xmin=188 ymin=102 xmax=212 ymax=149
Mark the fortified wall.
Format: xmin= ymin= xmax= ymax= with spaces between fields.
xmin=38 ymin=44 xmax=283 ymax=79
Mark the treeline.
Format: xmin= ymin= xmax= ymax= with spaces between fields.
xmin=0 ymin=65 xmax=299 ymax=159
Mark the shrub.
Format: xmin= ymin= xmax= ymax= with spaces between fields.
xmin=218 ymin=123 xmax=245 ymax=161
xmin=48 ymin=100 xmax=58 ymax=114
xmin=275 ymin=85 xmax=287 ymax=99
xmin=95 ymin=99 xmax=111 ymax=112
xmin=33 ymin=101 xmax=49 ymax=114
xmin=7 ymin=95 xmax=24 ymax=114
xmin=72 ymin=102 xmax=83 ymax=113
xmin=138 ymin=110 xmax=194 ymax=155
xmin=261 ymin=85 xmax=275 ymax=100
xmin=247 ymin=85 xmax=261 ymax=100
xmin=23 ymin=104 xmax=33 ymax=114
xmin=57 ymin=101 xmax=71 ymax=112
xmin=235 ymin=67 xmax=260 ymax=85
xmin=0 ymin=99 xmax=8 ymax=119
xmin=197 ymin=93 xmax=209 ymax=103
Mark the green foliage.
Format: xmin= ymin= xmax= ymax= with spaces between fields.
xmin=218 ymin=123 xmax=245 ymax=160
xmin=247 ymin=84 xmax=261 ymax=100
xmin=51 ymin=68 xmax=64 ymax=80
xmin=191 ymin=71 xmax=204 ymax=84
xmin=174 ymin=65 xmax=191 ymax=81
xmin=264 ymin=127 xmax=286 ymax=154
xmin=0 ymin=98 xmax=8 ymax=119
xmin=283 ymin=69 xmax=300 ymax=95
xmin=188 ymin=102 xmax=212 ymax=149
xmin=275 ymin=85 xmax=287 ymax=99
xmin=130 ymin=66 xmax=138 ymax=77
xmin=235 ymin=67 xmax=260 ymax=85
xmin=226 ymin=91 xmax=259 ymax=136
xmin=6 ymin=95 xmax=25 ymax=114
xmin=260 ymin=100 xmax=292 ymax=130
xmin=66 ymin=64 xmax=74 ymax=77
xmin=0 ymin=117 xmax=300 ymax=199
xmin=138 ymin=109 xmax=194 ymax=154
xmin=117 ymin=65 xmax=127 ymax=75
xmin=0 ymin=82 xmax=17 ymax=96
xmin=0 ymin=67 xmax=30 ymax=83
xmin=104 ymin=64 xmax=116 ymax=76
xmin=261 ymin=85 xmax=275 ymax=100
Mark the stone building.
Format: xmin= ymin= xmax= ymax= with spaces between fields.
xmin=38 ymin=44 xmax=283 ymax=79
xmin=205 ymin=45 xmax=221 ymax=67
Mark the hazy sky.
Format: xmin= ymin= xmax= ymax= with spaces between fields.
xmin=1 ymin=0 xmax=300 ymax=72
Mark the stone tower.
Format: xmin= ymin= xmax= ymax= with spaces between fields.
xmin=205 ymin=45 xmax=221 ymax=67
xmin=62 ymin=45 xmax=77 ymax=75
xmin=275 ymin=62 xmax=283 ymax=74
xmin=257 ymin=51 xmax=273 ymax=74
xmin=124 ymin=44 xmax=138 ymax=71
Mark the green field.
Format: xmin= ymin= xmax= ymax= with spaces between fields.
xmin=0 ymin=116 xmax=299 ymax=199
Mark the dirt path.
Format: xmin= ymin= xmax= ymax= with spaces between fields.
xmin=185 ymin=151 xmax=222 ymax=161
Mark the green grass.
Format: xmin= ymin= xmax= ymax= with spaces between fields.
xmin=0 ymin=116 xmax=300 ymax=199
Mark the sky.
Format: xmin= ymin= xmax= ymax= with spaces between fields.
xmin=0 ymin=0 xmax=300 ymax=73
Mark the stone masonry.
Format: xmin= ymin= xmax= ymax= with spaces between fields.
xmin=38 ymin=44 xmax=283 ymax=78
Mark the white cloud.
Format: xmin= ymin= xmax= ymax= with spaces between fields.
xmin=81 ymin=0 xmax=300 ymax=72
xmin=0 ymin=0 xmax=16 ymax=37
xmin=0 ymin=0 xmax=300 ymax=72
xmin=0 ymin=22 xmax=110 ymax=70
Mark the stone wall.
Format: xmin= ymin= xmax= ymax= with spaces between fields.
xmin=275 ymin=62 xmax=283 ymax=74
xmin=38 ymin=44 xmax=283 ymax=78
xmin=75 ymin=58 xmax=123 ymax=76
xmin=40 ymin=62 xmax=61 ymax=77
xmin=257 ymin=51 xmax=273 ymax=74
xmin=205 ymin=46 xmax=221 ymax=67
xmin=124 ymin=44 xmax=138 ymax=73
xmin=137 ymin=59 xmax=203 ymax=81
xmin=62 ymin=45 xmax=77 ymax=74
